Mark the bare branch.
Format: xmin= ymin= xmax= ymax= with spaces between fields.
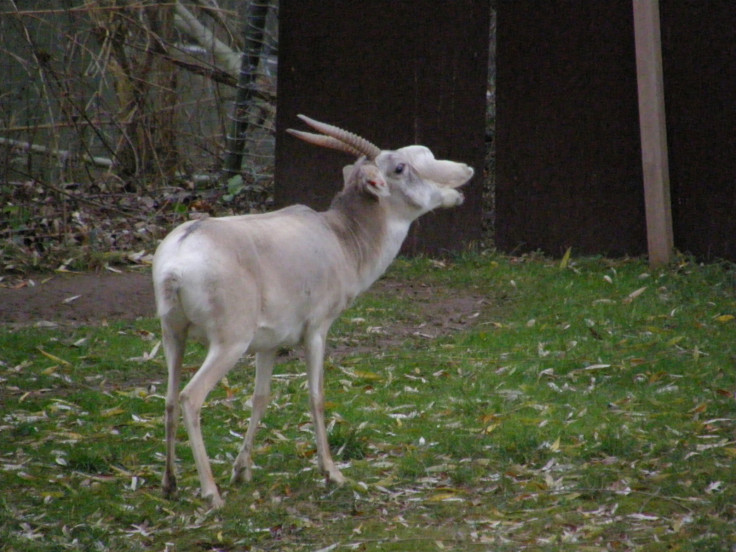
xmin=173 ymin=1 xmax=241 ymax=77
xmin=0 ymin=137 xmax=113 ymax=168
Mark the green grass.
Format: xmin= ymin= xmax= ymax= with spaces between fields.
xmin=1 ymin=253 xmax=735 ymax=550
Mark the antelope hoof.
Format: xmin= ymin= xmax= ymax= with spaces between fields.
xmin=327 ymin=469 xmax=346 ymax=486
xmin=162 ymin=474 xmax=177 ymax=499
xmin=230 ymin=465 xmax=252 ymax=485
xmin=205 ymin=491 xmax=225 ymax=510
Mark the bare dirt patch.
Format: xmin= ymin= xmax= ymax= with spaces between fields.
xmin=0 ymin=272 xmax=487 ymax=342
xmin=0 ymin=271 xmax=155 ymax=325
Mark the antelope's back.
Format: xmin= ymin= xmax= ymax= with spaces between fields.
xmin=152 ymin=207 xmax=358 ymax=345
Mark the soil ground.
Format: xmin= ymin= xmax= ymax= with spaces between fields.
xmin=0 ymin=271 xmax=486 ymax=343
xmin=0 ymin=271 xmax=156 ymax=325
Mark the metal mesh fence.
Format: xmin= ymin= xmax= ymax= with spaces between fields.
xmin=0 ymin=1 xmax=279 ymax=270
xmin=0 ymin=0 xmax=278 ymax=190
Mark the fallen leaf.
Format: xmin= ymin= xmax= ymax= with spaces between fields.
xmin=427 ymin=492 xmax=464 ymax=502
xmin=623 ymin=286 xmax=648 ymax=304
xmin=37 ymin=348 xmax=72 ymax=367
xmin=353 ymin=370 xmax=383 ymax=381
xmin=101 ymin=406 xmax=126 ymax=417
xmin=314 ymin=544 xmax=339 ymax=552
xmin=628 ymin=513 xmax=659 ymax=521
xmin=127 ymin=341 xmax=161 ymax=362
xmin=583 ymin=364 xmax=611 ymax=372
xmin=559 ymin=247 xmax=572 ymax=269
xmin=705 ymin=481 xmax=723 ymax=494
xmin=689 ymin=403 xmax=707 ymax=414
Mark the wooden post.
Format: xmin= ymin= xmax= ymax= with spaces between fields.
xmin=633 ymin=0 xmax=674 ymax=267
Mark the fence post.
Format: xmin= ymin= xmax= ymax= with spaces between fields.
xmin=223 ymin=1 xmax=270 ymax=177
xmin=633 ymin=0 xmax=674 ymax=267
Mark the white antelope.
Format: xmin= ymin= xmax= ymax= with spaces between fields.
xmin=153 ymin=115 xmax=474 ymax=508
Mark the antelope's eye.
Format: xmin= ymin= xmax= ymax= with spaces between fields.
xmin=394 ymin=163 xmax=405 ymax=174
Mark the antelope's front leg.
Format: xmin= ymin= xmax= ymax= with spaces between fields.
xmin=231 ymin=349 xmax=276 ymax=484
xmin=305 ymin=329 xmax=345 ymax=485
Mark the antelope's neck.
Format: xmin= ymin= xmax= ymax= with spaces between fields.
xmin=325 ymin=195 xmax=410 ymax=290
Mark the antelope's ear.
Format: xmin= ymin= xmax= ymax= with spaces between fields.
xmin=342 ymin=164 xmax=355 ymax=188
xmin=343 ymin=156 xmax=367 ymax=188
xmin=360 ymin=165 xmax=390 ymax=198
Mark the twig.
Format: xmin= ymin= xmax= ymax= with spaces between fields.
xmin=0 ymin=137 xmax=113 ymax=168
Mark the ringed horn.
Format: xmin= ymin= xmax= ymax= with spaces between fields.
xmin=286 ymin=114 xmax=382 ymax=159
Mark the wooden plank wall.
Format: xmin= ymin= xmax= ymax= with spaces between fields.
xmin=275 ymin=0 xmax=490 ymax=256
xmin=495 ymin=1 xmax=646 ymax=257
xmin=660 ymin=1 xmax=736 ymax=261
xmin=496 ymin=1 xmax=736 ymax=261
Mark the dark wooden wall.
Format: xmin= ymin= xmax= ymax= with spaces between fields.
xmin=495 ymin=1 xmax=646 ymax=257
xmin=661 ymin=1 xmax=736 ymax=261
xmin=496 ymin=1 xmax=736 ymax=261
xmin=275 ymin=0 xmax=489 ymax=256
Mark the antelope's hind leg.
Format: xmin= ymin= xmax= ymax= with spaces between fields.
xmin=179 ymin=340 xmax=249 ymax=509
xmin=161 ymin=319 xmax=187 ymax=498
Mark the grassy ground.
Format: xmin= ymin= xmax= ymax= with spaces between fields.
xmin=1 ymin=253 xmax=735 ymax=551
